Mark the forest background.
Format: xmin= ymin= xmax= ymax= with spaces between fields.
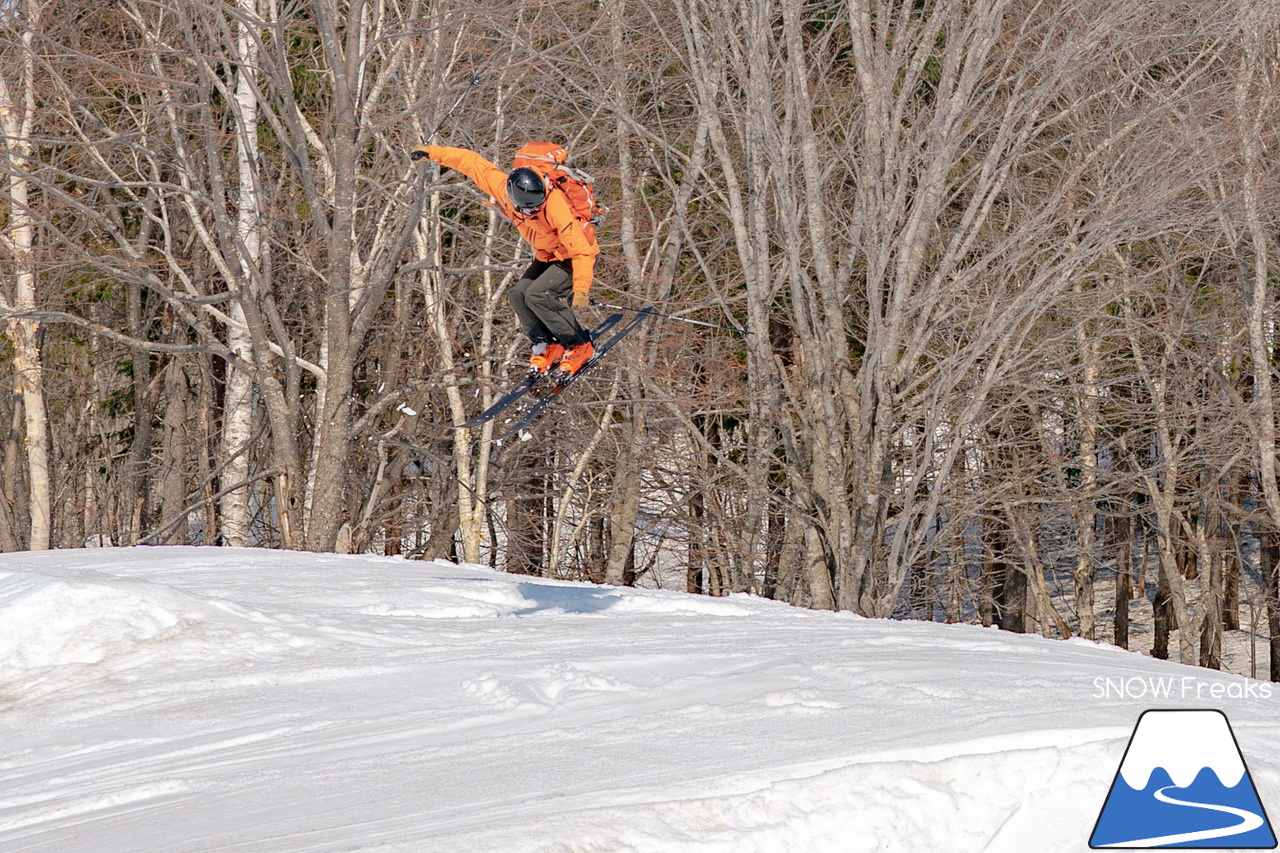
xmin=4 ymin=0 xmax=1280 ymax=676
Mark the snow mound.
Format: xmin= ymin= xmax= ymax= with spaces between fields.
xmin=357 ymin=577 xmax=530 ymax=619
xmin=0 ymin=568 xmax=322 ymax=702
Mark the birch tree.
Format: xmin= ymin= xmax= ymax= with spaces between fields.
xmin=0 ymin=0 xmax=50 ymax=549
xmin=220 ymin=0 xmax=265 ymax=547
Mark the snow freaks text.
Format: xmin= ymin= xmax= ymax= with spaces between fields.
xmin=1093 ymin=676 xmax=1274 ymax=701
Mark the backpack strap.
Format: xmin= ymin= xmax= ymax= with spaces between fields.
xmin=552 ymin=165 xmax=605 ymax=226
xmin=557 ymin=164 xmax=594 ymax=185
xmin=518 ymin=152 xmax=565 ymax=169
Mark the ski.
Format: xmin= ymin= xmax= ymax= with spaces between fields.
xmin=453 ymin=313 xmax=623 ymax=430
xmin=497 ymin=306 xmax=656 ymax=440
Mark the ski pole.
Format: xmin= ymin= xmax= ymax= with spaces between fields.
xmin=424 ymin=73 xmax=481 ymax=145
xmin=591 ymin=300 xmax=747 ymax=336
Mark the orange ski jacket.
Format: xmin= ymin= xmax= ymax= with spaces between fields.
xmin=424 ymin=145 xmax=599 ymax=295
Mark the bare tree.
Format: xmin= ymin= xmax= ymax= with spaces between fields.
xmin=219 ymin=0 xmax=266 ymax=547
xmin=0 ymin=0 xmax=50 ymax=549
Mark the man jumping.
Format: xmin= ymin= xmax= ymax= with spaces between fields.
xmin=411 ymin=142 xmax=600 ymax=377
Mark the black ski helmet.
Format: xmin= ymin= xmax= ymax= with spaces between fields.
xmin=506 ymin=167 xmax=546 ymax=213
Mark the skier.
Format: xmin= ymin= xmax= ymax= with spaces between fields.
xmin=410 ymin=142 xmax=600 ymax=377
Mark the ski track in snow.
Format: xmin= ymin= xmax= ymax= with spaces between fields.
xmin=0 ymin=547 xmax=1276 ymax=852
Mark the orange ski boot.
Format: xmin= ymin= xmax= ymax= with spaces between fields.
xmin=528 ymin=342 xmax=564 ymax=375
xmin=557 ymin=341 xmax=596 ymax=377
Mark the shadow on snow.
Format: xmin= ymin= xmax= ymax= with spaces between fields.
xmin=514 ymin=582 xmax=620 ymax=616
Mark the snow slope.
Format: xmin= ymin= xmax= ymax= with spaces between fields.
xmin=0 ymin=547 xmax=1276 ymax=852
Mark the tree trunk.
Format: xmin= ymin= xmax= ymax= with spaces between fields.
xmin=986 ymin=522 xmax=1026 ymax=633
xmin=220 ymin=0 xmax=263 ymax=547
xmin=1233 ymin=17 xmax=1280 ymax=677
xmin=158 ymin=360 xmax=192 ymax=544
xmin=0 ymin=1 xmax=50 ymax=550
xmin=303 ymin=4 xmax=360 ymax=551
xmin=605 ymin=402 xmax=644 ymax=587
xmin=587 ymin=515 xmax=607 ymax=585
xmin=1124 ymin=299 xmax=1202 ymax=665
xmin=1153 ymin=563 xmax=1173 ymax=661
xmin=123 ymin=279 xmax=153 ymax=546
xmin=1223 ymin=548 xmax=1240 ymax=632
xmin=687 ymin=485 xmax=706 ymax=595
xmin=1073 ymin=311 xmax=1101 ymax=638
xmin=1264 ymin=535 xmax=1280 ymax=683
xmin=1114 ymin=514 xmax=1133 ymax=650
xmin=995 ymin=565 xmax=1028 ymax=634
xmin=1199 ymin=535 xmax=1224 ymax=671
xmin=506 ymin=448 xmax=547 ymax=577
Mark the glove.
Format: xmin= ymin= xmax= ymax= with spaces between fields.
xmin=409 ymin=144 xmax=432 ymax=162
xmin=572 ymin=291 xmax=590 ymax=309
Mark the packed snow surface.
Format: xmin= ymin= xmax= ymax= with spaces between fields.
xmin=0 ymin=547 xmax=1277 ymax=852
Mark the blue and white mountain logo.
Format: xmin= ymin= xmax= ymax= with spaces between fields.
xmin=1090 ymin=709 xmax=1276 ymax=848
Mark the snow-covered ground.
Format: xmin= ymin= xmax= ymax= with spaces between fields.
xmin=0 ymin=547 xmax=1277 ymax=852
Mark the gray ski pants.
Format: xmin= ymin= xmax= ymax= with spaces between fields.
xmin=509 ymin=260 xmax=590 ymax=347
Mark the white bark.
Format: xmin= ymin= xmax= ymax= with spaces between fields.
xmin=221 ymin=0 xmax=264 ymax=547
xmin=0 ymin=0 xmax=50 ymax=550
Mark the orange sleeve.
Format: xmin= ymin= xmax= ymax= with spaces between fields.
xmin=427 ymin=145 xmax=510 ymax=208
xmin=571 ymin=255 xmax=597 ymax=296
xmin=544 ymin=191 xmax=600 ymax=294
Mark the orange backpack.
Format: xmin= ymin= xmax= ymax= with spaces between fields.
xmin=512 ymin=142 xmax=605 ymax=233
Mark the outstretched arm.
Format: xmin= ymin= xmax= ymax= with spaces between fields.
xmin=410 ymin=144 xmax=510 ymax=208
